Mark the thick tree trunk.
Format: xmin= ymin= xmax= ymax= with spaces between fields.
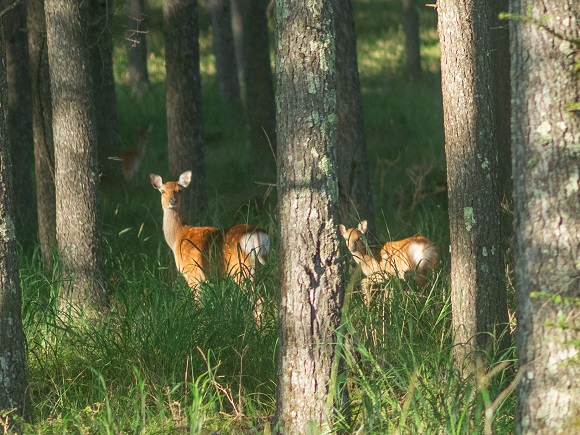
xmin=274 ymin=1 xmax=343 ymax=433
xmin=4 ymin=0 xmax=36 ymax=247
xmin=511 ymin=1 xmax=580 ymax=433
xmin=231 ymin=0 xmax=276 ymax=167
xmin=89 ymin=0 xmax=122 ymax=182
xmin=28 ymin=0 xmax=57 ymax=271
xmin=335 ymin=0 xmax=375 ymax=231
xmin=438 ymin=0 xmax=509 ymax=373
xmin=125 ymin=0 xmax=149 ymax=89
xmin=402 ymin=0 xmax=421 ymax=81
xmin=209 ymin=0 xmax=241 ymax=107
xmin=163 ymin=0 xmax=207 ymax=223
xmin=0 ymin=27 xmax=28 ymax=430
xmin=45 ymin=0 xmax=107 ymax=311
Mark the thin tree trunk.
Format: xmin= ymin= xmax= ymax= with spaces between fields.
xmin=45 ymin=0 xmax=107 ymax=311
xmin=89 ymin=0 xmax=122 ymax=183
xmin=231 ymin=0 xmax=276 ymax=167
xmin=489 ymin=0 xmax=513 ymax=258
xmin=125 ymin=0 xmax=149 ymax=90
xmin=28 ymin=0 xmax=57 ymax=271
xmin=163 ymin=0 xmax=207 ymax=223
xmin=402 ymin=0 xmax=421 ymax=81
xmin=274 ymin=0 xmax=343 ymax=432
xmin=335 ymin=0 xmax=375 ymax=231
xmin=0 ymin=26 xmax=28 ymax=430
xmin=4 ymin=0 xmax=36 ymax=247
xmin=209 ymin=0 xmax=241 ymax=107
xmin=438 ymin=0 xmax=509 ymax=374
xmin=511 ymin=1 xmax=580 ymax=433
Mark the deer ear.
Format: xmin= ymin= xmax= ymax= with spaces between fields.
xmin=178 ymin=170 xmax=192 ymax=188
xmin=358 ymin=220 xmax=368 ymax=233
xmin=150 ymin=174 xmax=163 ymax=190
xmin=338 ymin=224 xmax=347 ymax=236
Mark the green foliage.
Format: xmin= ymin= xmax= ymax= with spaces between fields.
xmin=18 ymin=0 xmax=516 ymax=432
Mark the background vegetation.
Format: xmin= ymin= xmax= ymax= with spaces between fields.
xmin=15 ymin=0 xmax=516 ymax=433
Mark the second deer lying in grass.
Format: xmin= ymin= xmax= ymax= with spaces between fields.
xmin=150 ymin=170 xmax=270 ymax=290
xmin=339 ymin=220 xmax=438 ymax=303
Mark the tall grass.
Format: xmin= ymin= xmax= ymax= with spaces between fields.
xmin=18 ymin=0 xmax=516 ymax=433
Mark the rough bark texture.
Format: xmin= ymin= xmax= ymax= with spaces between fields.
xmin=4 ymin=0 xmax=36 ymax=247
xmin=89 ymin=0 xmax=122 ymax=182
xmin=402 ymin=0 xmax=421 ymax=82
xmin=274 ymin=1 xmax=343 ymax=433
xmin=0 ymin=27 xmax=28 ymax=428
xmin=231 ymin=0 xmax=276 ymax=168
xmin=45 ymin=0 xmax=107 ymax=310
xmin=163 ymin=0 xmax=207 ymax=223
xmin=511 ymin=1 xmax=580 ymax=433
xmin=125 ymin=0 xmax=149 ymax=88
xmin=209 ymin=0 xmax=241 ymax=107
xmin=335 ymin=0 xmax=375 ymax=231
xmin=438 ymin=0 xmax=509 ymax=372
xmin=28 ymin=0 xmax=57 ymax=271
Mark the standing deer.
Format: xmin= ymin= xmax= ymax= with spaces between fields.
xmin=339 ymin=220 xmax=438 ymax=303
xmin=150 ymin=170 xmax=270 ymax=290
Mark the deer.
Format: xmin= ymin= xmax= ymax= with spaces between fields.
xmin=107 ymin=124 xmax=154 ymax=181
xmin=338 ymin=220 xmax=438 ymax=304
xmin=150 ymin=170 xmax=270 ymax=291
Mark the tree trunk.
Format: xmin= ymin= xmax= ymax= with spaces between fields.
xmin=274 ymin=1 xmax=343 ymax=432
xmin=163 ymin=0 xmax=207 ymax=223
xmin=125 ymin=0 xmax=149 ymax=89
xmin=335 ymin=0 xmax=375 ymax=231
xmin=0 ymin=27 xmax=28 ymax=430
xmin=231 ymin=0 xmax=276 ymax=168
xmin=438 ymin=0 xmax=509 ymax=373
xmin=28 ymin=0 xmax=57 ymax=271
xmin=511 ymin=1 xmax=580 ymax=433
xmin=45 ymin=0 xmax=107 ymax=311
xmin=4 ymin=0 xmax=36 ymax=247
xmin=489 ymin=0 xmax=513 ymax=251
xmin=209 ymin=0 xmax=241 ymax=107
xmin=89 ymin=0 xmax=122 ymax=183
xmin=402 ymin=0 xmax=421 ymax=82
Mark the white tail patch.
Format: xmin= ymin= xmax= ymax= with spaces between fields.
xmin=240 ymin=230 xmax=270 ymax=266
xmin=409 ymin=241 xmax=437 ymax=271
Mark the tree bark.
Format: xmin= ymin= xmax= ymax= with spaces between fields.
xmin=28 ymin=0 xmax=57 ymax=271
xmin=402 ymin=0 xmax=421 ymax=82
xmin=511 ymin=1 xmax=580 ymax=433
xmin=163 ymin=0 xmax=207 ymax=223
xmin=125 ymin=0 xmax=149 ymax=89
xmin=89 ymin=0 xmax=122 ymax=183
xmin=231 ymin=0 xmax=276 ymax=167
xmin=4 ymin=0 xmax=36 ymax=247
xmin=438 ymin=0 xmax=509 ymax=373
xmin=209 ymin=0 xmax=241 ymax=107
xmin=335 ymin=0 xmax=375 ymax=231
xmin=274 ymin=1 xmax=343 ymax=433
xmin=0 ymin=26 xmax=28 ymax=430
xmin=45 ymin=0 xmax=107 ymax=311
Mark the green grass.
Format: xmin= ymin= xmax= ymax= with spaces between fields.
xmin=17 ymin=0 xmax=516 ymax=433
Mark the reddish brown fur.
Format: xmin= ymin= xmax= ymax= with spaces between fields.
xmin=151 ymin=171 xmax=269 ymax=289
xmin=339 ymin=220 xmax=438 ymax=303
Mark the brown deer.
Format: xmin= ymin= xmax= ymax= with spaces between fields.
xmin=150 ymin=170 xmax=270 ymax=290
xmin=339 ymin=220 xmax=438 ymax=303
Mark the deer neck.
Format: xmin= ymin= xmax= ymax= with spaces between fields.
xmin=352 ymin=249 xmax=382 ymax=278
xmin=162 ymin=207 xmax=186 ymax=251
